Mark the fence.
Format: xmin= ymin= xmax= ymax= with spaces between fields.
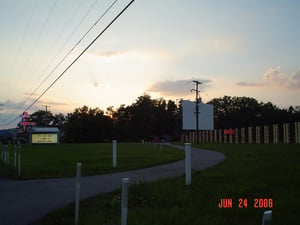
xmin=182 ymin=122 xmax=300 ymax=144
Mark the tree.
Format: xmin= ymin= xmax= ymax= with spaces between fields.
xmin=208 ymin=96 xmax=300 ymax=128
xmin=31 ymin=110 xmax=54 ymax=127
xmin=64 ymin=106 xmax=113 ymax=143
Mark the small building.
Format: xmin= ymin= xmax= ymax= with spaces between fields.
xmin=29 ymin=127 xmax=60 ymax=144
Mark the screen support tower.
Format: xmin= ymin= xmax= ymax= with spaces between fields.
xmin=191 ymin=80 xmax=202 ymax=144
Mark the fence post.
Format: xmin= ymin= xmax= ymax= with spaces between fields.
xmin=229 ymin=129 xmax=233 ymax=144
xmin=218 ymin=129 xmax=222 ymax=143
xmin=121 ymin=178 xmax=129 ymax=225
xmin=214 ymin=130 xmax=217 ymax=142
xmin=75 ymin=162 xmax=81 ymax=225
xmin=18 ymin=142 xmax=21 ymax=176
xmin=261 ymin=210 xmax=272 ymax=225
xmin=3 ymin=145 xmax=7 ymax=164
xmin=295 ymin=122 xmax=300 ymax=144
xmin=264 ymin=126 xmax=269 ymax=144
xmin=256 ymin=126 xmax=261 ymax=144
xmin=14 ymin=144 xmax=17 ymax=169
xmin=113 ymin=140 xmax=117 ymax=168
xmin=273 ymin=124 xmax=279 ymax=144
xmin=184 ymin=143 xmax=192 ymax=185
xmin=235 ymin=128 xmax=239 ymax=144
xmin=248 ymin=127 xmax=253 ymax=144
xmin=283 ymin=123 xmax=290 ymax=144
xmin=241 ymin=128 xmax=245 ymax=144
xmin=1 ymin=145 xmax=4 ymax=161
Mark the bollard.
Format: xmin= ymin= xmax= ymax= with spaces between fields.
xmin=121 ymin=178 xmax=129 ymax=225
xmin=18 ymin=143 xmax=21 ymax=176
xmin=185 ymin=143 xmax=192 ymax=185
xmin=112 ymin=140 xmax=117 ymax=168
xmin=262 ymin=210 xmax=272 ymax=225
xmin=75 ymin=162 xmax=81 ymax=225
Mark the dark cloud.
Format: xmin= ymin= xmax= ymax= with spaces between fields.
xmin=147 ymin=78 xmax=212 ymax=96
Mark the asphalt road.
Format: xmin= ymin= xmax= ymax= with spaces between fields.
xmin=0 ymin=144 xmax=226 ymax=225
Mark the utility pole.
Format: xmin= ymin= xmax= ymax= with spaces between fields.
xmin=42 ymin=105 xmax=50 ymax=127
xmin=42 ymin=105 xmax=50 ymax=112
xmin=191 ymin=80 xmax=202 ymax=144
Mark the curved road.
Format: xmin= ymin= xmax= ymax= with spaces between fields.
xmin=0 ymin=144 xmax=226 ymax=225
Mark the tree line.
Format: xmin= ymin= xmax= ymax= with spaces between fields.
xmin=26 ymin=95 xmax=300 ymax=143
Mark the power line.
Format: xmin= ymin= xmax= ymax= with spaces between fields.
xmin=1 ymin=0 xmax=112 ymax=125
xmin=25 ymin=0 xmax=113 ymax=103
xmin=4 ymin=0 xmax=58 ymax=122
xmin=24 ymin=0 xmax=135 ymax=112
xmin=1 ymin=0 xmax=135 ymax=127
xmin=8 ymin=0 xmax=38 ymax=87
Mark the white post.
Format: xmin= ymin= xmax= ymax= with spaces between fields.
xmin=235 ymin=128 xmax=239 ymax=144
xmin=14 ymin=144 xmax=17 ymax=169
xmin=75 ymin=162 xmax=81 ymax=225
xmin=113 ymin=140 xmax=117 ymax=168
xmin=248 ymin=127 xmax=253 ymax=144
xmin=184 ymin=143 xmax=192 ymax=185
xmin=241 ymin=128 xmax=245 ymax=144
xmin=4 ymin=145 xmax=7 ymax=164
xmin=261 ymin=210 xmax=272 ymax=225
xmin=264 ymin=126 xmax=269 ymax=144
xmin=1 ymin=145 xmax=3 ymax=161
xmin=18 ymin=143 xmax=21 ymax=176
xmin=5 ymin=145 xmax=9 ymax=165
xmin=273 ymin=124 xmax=279 ymax=144
xmin=295 ymin=122 xmax=300 ymax=144
xmin=121 ymin=178 xmax=129 ymax=225
xmin=256 ymin=126 xmax=261 ymax=144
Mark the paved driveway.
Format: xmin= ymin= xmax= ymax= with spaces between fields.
xmin=0 ymin=144 xmax=226 ymax=225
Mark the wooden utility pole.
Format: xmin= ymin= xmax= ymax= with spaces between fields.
xmin=42 ymin=105 xmax=50 ymax=112
xmin=42 ymin=105 xmax=50 ymax=127
xmin=191 ymin=80 xmax=201 ymax=144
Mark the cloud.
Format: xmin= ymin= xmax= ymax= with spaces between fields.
xmin=288 ymin=69 xmax=300 ymax=88
xmin=87 ymin=49 xmax=125 ymax=58
xmin=236 ymin=67 xmax=300 ymax=90
xmin=235 ymin=81 xmax=264 ymax=87
xmin=263 ymin=66 xmax=288 ymax=84
xmin=147 ymin=78 xmax=212 ymax=97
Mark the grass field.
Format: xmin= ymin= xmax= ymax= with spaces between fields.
xmin=0 ymin=142 xmax=184 ymax=179
xmin=31 ymin=143 xmax=300 ymax=225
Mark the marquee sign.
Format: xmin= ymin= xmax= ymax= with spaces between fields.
xmin=20 ymin=112 xmax=36 ymax=132
xmin=32 ymin=133 xmax=58 ymax=144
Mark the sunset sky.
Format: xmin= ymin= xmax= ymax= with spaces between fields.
xmin=1 ymin=0 xmax=300 ymax=129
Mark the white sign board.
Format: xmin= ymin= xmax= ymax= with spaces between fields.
xmin=182 ymin=100 xmax=214 ymax=130
xmin=32 ymin=133 xmax=58 ymax=144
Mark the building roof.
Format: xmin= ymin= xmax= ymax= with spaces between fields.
xmin=30 ymin=127 xmax=60 ymax=133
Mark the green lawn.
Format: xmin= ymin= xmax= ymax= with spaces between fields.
xmin=0 ymin=142 xmax=184 ymax=179
xmin=31 ymin=143 xmax=299 ymax=225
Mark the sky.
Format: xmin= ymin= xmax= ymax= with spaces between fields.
xmin=0 ymin=0 xmax=300 ymax=129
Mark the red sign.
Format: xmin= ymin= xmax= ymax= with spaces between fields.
xmin=224 ymin=129 xmax=235 ymax=135
xmin=20 ymin=112 xmax=35 ymax=132
xmin=20 ymin=121 xmax=36 ymax=126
